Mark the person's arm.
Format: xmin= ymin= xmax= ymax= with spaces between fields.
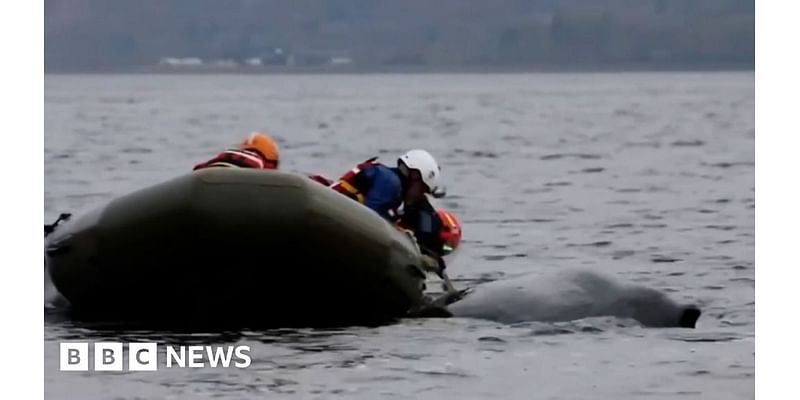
xmin=419 ymin=251 xmax=457 ymax=294
xmin=401 ymin=200 xmax=446 ymax=257
xmin=414 ymin=205 xmax=457 ymax=294
xmin=419 ymin=212 xmax=447 ymax=257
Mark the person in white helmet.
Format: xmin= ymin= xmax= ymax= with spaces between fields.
xmin=326 ymin=149 xmax=459 ymax=293
xmin=328 ymin=149 xmax=444 ymax=221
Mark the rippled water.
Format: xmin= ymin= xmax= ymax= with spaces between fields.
xmin=44 ymin=72 xmax=754 ymax=399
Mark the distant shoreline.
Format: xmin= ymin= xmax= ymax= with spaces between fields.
xmin=45 ymin=62 xmax=754 ymax=75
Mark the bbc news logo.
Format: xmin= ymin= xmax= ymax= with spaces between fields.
xmin=60 ymin=342 xmax=252 ymax=371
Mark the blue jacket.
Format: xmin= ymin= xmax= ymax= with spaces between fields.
xmin=356 ymin=164 xmax=403 ymax=220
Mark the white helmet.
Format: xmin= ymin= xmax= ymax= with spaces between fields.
xmin=398 ymin=149 xmax=442 ymax=193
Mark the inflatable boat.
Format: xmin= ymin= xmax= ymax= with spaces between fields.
xmin=44 ymin=168 xmax=430 ymax=327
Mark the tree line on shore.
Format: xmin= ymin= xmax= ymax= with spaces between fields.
xmin=45 ymin=0 xmax=755 ymax=71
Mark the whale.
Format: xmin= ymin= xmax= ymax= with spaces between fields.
xmin=425 ymin=269 xmax=701 ymax=328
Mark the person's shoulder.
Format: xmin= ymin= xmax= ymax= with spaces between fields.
xmin=379 ymin=165 xmax=401 ymax=182
xmin=367 ymin=164 xmax=400 ymax=189
xmin=369 ymin=162 xmax=394 ymax=175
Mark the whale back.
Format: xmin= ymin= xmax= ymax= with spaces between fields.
xmin=448 ymin=269 xmax=700 ymax=328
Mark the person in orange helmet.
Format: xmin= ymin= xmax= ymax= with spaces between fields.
xmin=193 ymin=132 xmax=280 ymax=171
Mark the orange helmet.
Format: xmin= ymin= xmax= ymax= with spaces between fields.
xmin=437 ymin=208 xmax=462 ymax=255
xmin=239 ymin=132 xmax=279 ymax=168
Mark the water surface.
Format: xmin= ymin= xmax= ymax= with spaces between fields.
xmin=45 ymin=72 xmax=754 ymax=399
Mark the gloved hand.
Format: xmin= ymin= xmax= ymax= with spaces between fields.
xmin=395 ymin=226 xmax=424 ymax=254
xmin=395 ymin=225 xmax=416 ymax=240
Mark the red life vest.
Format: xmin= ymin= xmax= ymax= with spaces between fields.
xmin=193 ymin=149 xmax=275 ymax=171
xmin=330 ymin=157 xmax=379 ymax=203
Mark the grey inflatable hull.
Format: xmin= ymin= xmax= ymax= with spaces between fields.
xmin=45 ymin=168 xmax=428 ymax=327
